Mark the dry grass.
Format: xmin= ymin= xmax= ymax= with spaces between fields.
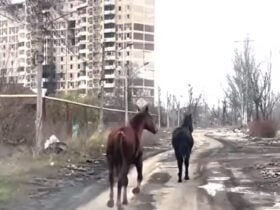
xmin=67 ymin=130 xmax=108 ymax=159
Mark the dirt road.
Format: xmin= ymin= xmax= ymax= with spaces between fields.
xmin=6 ymin=129 xmax=280 ymax=210
xmin=75 ymin=130 xmax=280 ymax=210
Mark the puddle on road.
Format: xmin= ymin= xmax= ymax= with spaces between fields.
xmin=149 ymin=172 xmax=171 ymax=184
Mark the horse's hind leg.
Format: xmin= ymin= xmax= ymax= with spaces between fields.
xmin=121 ymin=165 xmax=129 ymax=205
xmin=107 ymin=165 xmax=115 ymax=208
xmin=122 ymin=174 xmax=128 ymax=205
xmin=117 ymin=178 xmax=123 ymax=210
xmin=176 ymin=154 xmax=183 ymax=183
xmin=132 ymin=155 xmax=143 ymax=194
xmin=184 ymin=154 xmax=190 ymax=180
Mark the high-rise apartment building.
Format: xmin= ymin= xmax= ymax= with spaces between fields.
xmin=0 ymin=0 xmax=155 ymax=104
xmin=103 ymin=0 xmax=155 ymax=105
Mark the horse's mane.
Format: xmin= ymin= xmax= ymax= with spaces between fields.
xmin=129 ymin=112 xmax=146 ymax=129
xmin=181 ymin=114 xmax=193 ymax=133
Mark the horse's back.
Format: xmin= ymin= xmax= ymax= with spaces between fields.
xmin=106 ymin=126 xmax=136 ymax=164
xmin=172 ymin=127 xmax=193 ymax=156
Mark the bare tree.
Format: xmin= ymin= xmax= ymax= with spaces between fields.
xmin=227 ymin=39 xmax=280 ymax=124
xmin=185 ymin=84 xmax=202 ymax=125
xmin=259 ymin=67 xmax=280 ymax=120
xmin=227 ymin=38 xmax=257 ymax=125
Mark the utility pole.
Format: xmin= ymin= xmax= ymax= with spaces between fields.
xmin=98 ymin=43 xmax=105 ymax=131
xmin=157 ymin=86 xmax=161 ymax=128
xmin=34 ymin=4 xmax=46 ymax=155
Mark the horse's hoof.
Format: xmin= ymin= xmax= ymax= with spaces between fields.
xmin=123 ymin=199 xmax=128 ymax=205
xmin=117 ymin=204 xmax=124 ymax=210
xmin=107 ymin=200 xmax=114 ymax=208
xmin=178 ymin=179 xmax=182 ymax=183
xmin=132 ymin=187 xmax=140 ymax=194
xmin=184 ymin=176 xmax=190 ymax=180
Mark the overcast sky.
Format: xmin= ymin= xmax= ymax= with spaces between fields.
xmin=155 ymin=0 xmax=280 ymax=106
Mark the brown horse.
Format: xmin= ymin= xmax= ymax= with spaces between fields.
xmin=106 ymin=105 xmax=157 ymax=209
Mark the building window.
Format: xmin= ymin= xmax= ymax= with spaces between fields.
xmin=119 ymin=6 xmax=121 ymax=11
xmin=78 ymin=64 xmax=80 ymax=69
xmin=61 ymin=65 xmax=63 ymax=70
xmin=127 ymin=14 xmax=130 ymax=19
xmin=70 ymin=56 xmax=73 ymax=61
xmin=61 ymin=57 xmax=63 ymax=61
xmin=134 ymin=32 xmax=143 ymax=40
xmin=70 ymin=64 xmax=73 ymax=69
xmin=127 ymin=51 xmax=130 ymax=56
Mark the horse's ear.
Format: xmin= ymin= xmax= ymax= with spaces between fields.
xmin=144 ymin=104 xmax=149 ymax=113
xmin=136 ymin=105 xmax=141 ymax=112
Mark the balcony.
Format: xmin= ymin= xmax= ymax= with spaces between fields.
xmin=78 ymin=21 xmax=88 ymax=27
xmin=105 ymin=65 xmax=115 ymax=70
xmin=104 ymin=82 xmax=115 ymax=88
xmin=105 ymin=46 xmax=116 ymax=51
xmin=78 ymin=48 xmax=88 ymax=54
xmin=104 ymin=37 xmax=116 ymax=42
xmin=78 ymin=75 xmax=88 ymax=81
xmin=104 ymin=19 xmax=115 ymax=24
xmin=105 ymin=74 xmax=115 ymax=79
xmin=75 ymin=3 xmax=88 ymax=11
xmin=77 ymin=30 xmax=87 ymax=37
xmin=78 ymin=83 xmax=87 ymax=89
xmin=106 ymin=55 xmax=116 ymax=60
xmin=104 ymin=28 xmax=116 ymax=33
xmin=104 ymin=0 xmax=115 ymax=6
xmin=104 ymin=10 xmax=115 ymax=15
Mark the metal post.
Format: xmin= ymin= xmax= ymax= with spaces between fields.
xmin=124 ymin=62 xmax=129 ymax=124
xmin=65 ymin=29 xmax=68 ymax=94
xmin=157 ymin=86 xmax=161 ymax=128
xmin=166 ymin=92 xmax=170 ymax=128
xmin=177 ymin=102 xmax=180 ymax=127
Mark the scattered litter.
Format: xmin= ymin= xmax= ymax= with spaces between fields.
xmin=44 ymin=135 xmax=67 ymax=154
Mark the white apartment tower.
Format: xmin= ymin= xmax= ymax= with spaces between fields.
xmin=0 ymin=0 xmax=155 ymax=104
xmin=103 ymin=0 xmax=155 ymax=104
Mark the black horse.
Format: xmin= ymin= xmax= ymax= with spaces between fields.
xmin=172 ymin=113 xmax=194 ymax=183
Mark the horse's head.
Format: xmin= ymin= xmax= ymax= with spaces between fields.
xmin=136 ymin=105 xmax=158 ymax=134
xmin=182 ymin=113 xmax=193 ymax=133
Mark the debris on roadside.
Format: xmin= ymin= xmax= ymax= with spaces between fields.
xmin=44 ymin=135 xmax=67 ymax=154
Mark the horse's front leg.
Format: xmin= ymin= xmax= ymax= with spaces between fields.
xmin=132 ymin=155 xmax=143 ymax=194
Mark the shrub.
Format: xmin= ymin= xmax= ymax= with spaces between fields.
xmin=248 ymin=120 xmax=278 ymax=138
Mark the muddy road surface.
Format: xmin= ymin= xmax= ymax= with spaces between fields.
xmin=75 ymin=130 xmax=280 ymax=210
xmin=6 ymin=129 xmax=280 ymax=210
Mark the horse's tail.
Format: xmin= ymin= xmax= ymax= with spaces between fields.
xmin=115 ymin=131 xmax=125 ymax=176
